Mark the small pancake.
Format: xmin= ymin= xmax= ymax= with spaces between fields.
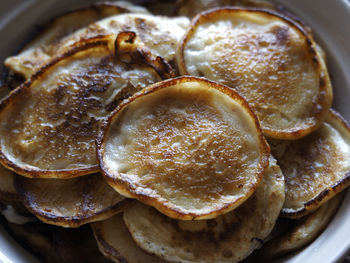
xmin=4 ymin=1 xmax=149 ymax=78
xmin=0 ymin=35 xmax=165 ymax=178
xmin=98 ymin=76 xmax=269 ymax=220
xmin=91 ymin=212 xmax=167 ymax=263
xmin=177 ymin=8 xmax=332 ymax=139
xmin=15 ymin=173 xmax=129 ymax=228
xmin=253 ymin=192 xmax=344 ymax=260
xmin=123 ymin=157 xmax=285 ymax=263
xmin=269 ymin=109 xmax=350 ymax=219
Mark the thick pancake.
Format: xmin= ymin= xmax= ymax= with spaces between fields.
xmin=15 ymin=173 xmax=129 ymax=228
xmin=98 ymin=76 xmax=270 ymax=220
xmin=91 ymin=213 xmax=167 ymax=263
xmin=177 ymin=8 xmax=332 ymax=139
xmin=253 ymin=192 xmax=344 ymax=260
xmin=269 ymin=109 xmax=350 ymax=218
xmin=0 ymin=35 xmax=165 ymax=178
xmin=4 ymin=1 xmax=149 ymax=78
xmin=123 ymin=157 xmax=285 ymax=263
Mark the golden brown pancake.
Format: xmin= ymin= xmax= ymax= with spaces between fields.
xmin=15 ymin=173 xmax=129 ymax=228
xmin=5 ymin=12 xmax=189 ymax=79
xmin=59 ymin=13 xmax=190 ymax=68
xmin=0 ymin=35 xmax=165 ymax=178
xmin=91 ymin=212 xmax=167 ymax=263
xmin=253 ymin=192 xmax=344 ymax=260
xmin=98 ymin=76 xmax=270 ymax=220
xmin=4 ymin=2 xmax=149 ymax=78
xmin=177 ymin=8 xmax=332 ymax=139
xmin=123 ymin=157 xmax=284 ymax=263
xmin=269 ymin=109 xmax=350 ymax=218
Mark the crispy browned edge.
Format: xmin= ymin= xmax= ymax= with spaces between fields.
xmin=96 ymin=76 xmax=270 ymax=220
xmin=0 ymin=35 xmax=116 ymax=179
xmin=14 ymin=174 xmax=132 ymax=228
xmin=280 ymin=109 xmax=350 ymax=219
xmin=252 ymin=191 xmax=345 ymax=260
xmin=176 ymin=7 xmax=332 ymax=140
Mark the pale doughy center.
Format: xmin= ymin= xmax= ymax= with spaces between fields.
xmin=184 ymin=13 xmax=320 ymax=132
xmin=104 ymin=82 xmax=262 ymax=214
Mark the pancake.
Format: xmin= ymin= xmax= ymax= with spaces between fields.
xmin=123 ymin=156 xmax=285 ymax=263
xmin=253 ymin=192 xmax=344 ymax=260
xmin=4 ymin=1 xmax=149 ymax=78
xmin=269 ymin=109 xmax=350 ymax=218
xmin=0 ymin=35 xmax=165 ymax=178
xmin=98 ymin=76 xmax=270 ymax=220
xmin=177 ymin=8 xmax=332 ymax=139
xmin=61 ymin=13 xmax=190 ymax=68
xmin=91 ymin=212 xmax=167 ymax=263
xmin=15 ymin=173 xmax=129 ymax=228
xmin=5 ymin=12 xmax=189 ymax=79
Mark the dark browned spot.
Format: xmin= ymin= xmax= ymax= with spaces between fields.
xmin=222 ymin=248 xmax=233 ymax=258
xmin=272 ymin=26 xmax=290 ymax=44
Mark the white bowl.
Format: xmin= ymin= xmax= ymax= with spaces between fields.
xmin=0 ymin=0 xmax=349 ymax=262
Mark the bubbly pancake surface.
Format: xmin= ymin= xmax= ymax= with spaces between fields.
xmin=99 ymin=77 xmax=269 ymax=220
xmin=0 ymin=36 xmax=163 ymax=178
xmin=123 ymin=157 xmax=284 ymax=263
xmin=269 ymin=110 xmax=350 ymax=218
xmin=15 ymin=173 xmax=128 ymax=228
xmin=178 ymin=8 xmax=332 ymax=139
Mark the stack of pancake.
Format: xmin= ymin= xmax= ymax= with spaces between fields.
xmin=0 ymin=1 xmax=349 ymax=262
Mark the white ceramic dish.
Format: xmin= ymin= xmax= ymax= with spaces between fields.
xmin=0 ymin=0 xmax=349 ymax=262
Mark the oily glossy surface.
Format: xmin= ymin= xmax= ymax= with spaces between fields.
xmin=99 ymin=77 xmax=269 ymax=220
xmin=15 ymin=173 xmax=127 ymax=228
xmin=0 ymin=1 xmax=349 ymax=263
xmin=123 ymin=157 xmax=284 ymax=263
xmin=178 ymin=8 xmax=332 ymax=139
xmin=269 ymin=110 xmax=350 ymax=218
xmin=0 ymin=36 xmax=162 ymax=178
